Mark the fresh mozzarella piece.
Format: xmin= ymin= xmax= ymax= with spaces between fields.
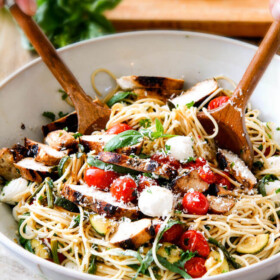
xmin=138 ymin=186 xmax=173 ymax=217
xmin=267 ymin=156 xmax=280 ymax=170
xmin=0 ymin=178 xmax=29 ymax=205
xmin=264 ymin=180 xmax=280 ymax=201
xmin=267 ymin=122 xmax=280 ymax=146
xmin=166 ymin=136 xmax=194 ymax=161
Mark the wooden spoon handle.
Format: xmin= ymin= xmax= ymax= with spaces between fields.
xmin=232 ymin=21 xmax=280 ymax=109
xmin=9 ymin=4 xmax=90 ymax=103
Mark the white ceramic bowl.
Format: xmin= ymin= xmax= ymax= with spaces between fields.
xmin=0 ymin=31 xmax=280 ymax=280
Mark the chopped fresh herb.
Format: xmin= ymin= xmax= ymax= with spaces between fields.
xmin=208 ymin=238 xmax=241 ymax=269
xmin=205 ymin=225 xmax=211 ymax=230
xmin=138 ymin=153 xmax=150 ymax=159
xmin=147 ymin=189 xmax=152 ymax=194
xmin=63 ymin=127 xmax=69 ymax=131
xmin=276 ymin=188 xmax=280 ymax=194
xmin=107 ymin=91 xmax=137 ymax=107
xmin=165 ymin=145 xmax=171 ymax=152
xmin=253 ymin=161 xmax=264 ymax=170
xmin=58 ymin=111 xmax=68 ymax=118
xmin=73 ymin=132 xmax=83 ymax=139
xmin=139 ymin=118 xmax=152 ymax=128
xmin=258 ymin=144 xmax=263 ymax=150
xmin=257 ymin=174 xmax=279 ymax=196
xmin=230 ymin=162 xmax=235 ymax=168
xmin=186 ymin=157 xmax=195 ymax=163
xmin=164 ymin=244 xmax=177 ymax=256
xmin=277 ymin=127 xmax=280 ymax=131
xmin=186 ymin=101 xmax=195 ymax=109
xmin=59 ymin=89 xmax=68 ymax=100
xmin=175 ymin=210 xmax=182 ymax=214
xmin=42 ymin=111 xmax=56 ymax=122
xmin=70 ymin=215 xmax=81 ymax=228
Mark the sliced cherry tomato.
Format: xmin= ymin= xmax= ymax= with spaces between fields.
xmin=106 ymin=123 xmax=133 ymax=135
xmin=182 ymin=192 xmax=209 ymax=215
xmin=137 ymin=175 xmax=157 ymax=192
xmin=208 ymin=96 xmax=230 ymax=110
xmin=198 ymin=165 xmax=216 ymax=184
xmin=151 ymin=154 xmax=181 ymax=170
xmin=264 ymin=146 xmax=271 ymax=156
xmin=84 ymin=167 xmax=119 ymax=191
xmin=184 ymin=257 xmax=207 ymax=278
xmin=182 ymin=158 xmax=206 ymax=170
xmin=154 ymin=223 xmax=184 ymax=243
xmin=110 ymin=176 xmax=137 ymax=203
xmin=179 ymin=230 xmax=210 ymax=257
xmin=215 ymin=172 xmax=232 ymax=189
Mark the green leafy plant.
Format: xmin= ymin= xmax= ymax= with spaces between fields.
xmin=21 ymin=0 xmax=122 ymax=49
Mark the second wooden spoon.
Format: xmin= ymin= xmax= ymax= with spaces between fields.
xmin=197 ymin=21 xmax=280 ymax=168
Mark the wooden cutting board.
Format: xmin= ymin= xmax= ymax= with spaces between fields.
xmin=105 ymin=0 xmax=273 ymax=37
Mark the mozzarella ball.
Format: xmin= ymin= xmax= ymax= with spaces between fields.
xmin=267 ymin=156 xmax=280 ymax=170
xmin=264 ymin=180 xmax=280 ymax=201
xmin=166 ymin=136 xmax=194 ymax=161
xmin=138 ymin=186 xmax=173 ymax=217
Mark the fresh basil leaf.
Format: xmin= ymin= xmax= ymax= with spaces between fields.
xmin=73 ymin=132 xmax=83 ymax=139
xmin=174 ymin=250 xmax=195 ymax=267
xmin=107 ymin=91 xmax=137 ymax=107
xmin=208 ymin=237 xmax=241 ymax=269
xmin=132 ymin=249 xmax=153 ymax=280
xmin=104 ymin=130 xmax=143 ymax=152
xmin=87 ymin=156 xmax=140 ymax=175
xmin=59 ymin=89 xmax=68 ymax=100
xmin=157 ymin=255 xmax=192 ymax=279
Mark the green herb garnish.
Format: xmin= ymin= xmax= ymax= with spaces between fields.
xmin=139 ymin=118 xmax=152 ymax=128
xmin=107 ymin=91 xmax=137 ymax=107
xmin=42 ymin=111 xmax=56 ymax=122
xmin=186 ymin=101 xmax=195 ymax=109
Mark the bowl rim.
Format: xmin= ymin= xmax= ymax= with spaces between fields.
xmin=0 ymin=30 xmax=280 ymax=280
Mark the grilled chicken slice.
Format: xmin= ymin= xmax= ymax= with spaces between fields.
xmin=207 ymin=195 xmax=235 ymax=214
xmin=42 ymin=111 xmax=78 ymax=137
xmin=133 ymin=88 xmax=182 ymax=102
xmin=171 ymin=78 xmax=218 ymax=107
xmin=172 ymin=170 xmax=209 ymax=194
xmin=62 ymin=184 xmax=140 ymax=219
xmin=110 ymin=218 xmax=155 ymax=249
xmin=80 ymin=135 xmax=143 ymax=155
xmin=117 ymin=76 xmax=184 ymax=90
xmin=44 ymin=130 xmax=78 ymax=151
xmin=98 ymin=152 xmax=177 ymax=179
xmin=217 ymin=149 xmax=257 ymax=189
xmin=0 ymin=145 xmax=27 ymax=181
xmin=14 ymin=158 xmax=54 ymax=183
xmin=25 ymin=138 xmax=68 ymax=166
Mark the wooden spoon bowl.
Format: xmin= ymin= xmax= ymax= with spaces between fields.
xmin=198 ymin=20 xmax=280 ymax=167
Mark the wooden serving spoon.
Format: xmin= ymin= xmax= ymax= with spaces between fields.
xmin=197 ymin=21 xmax=280 ymax=168
xmin=9 ymin=4 xmax=111 ymax=135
